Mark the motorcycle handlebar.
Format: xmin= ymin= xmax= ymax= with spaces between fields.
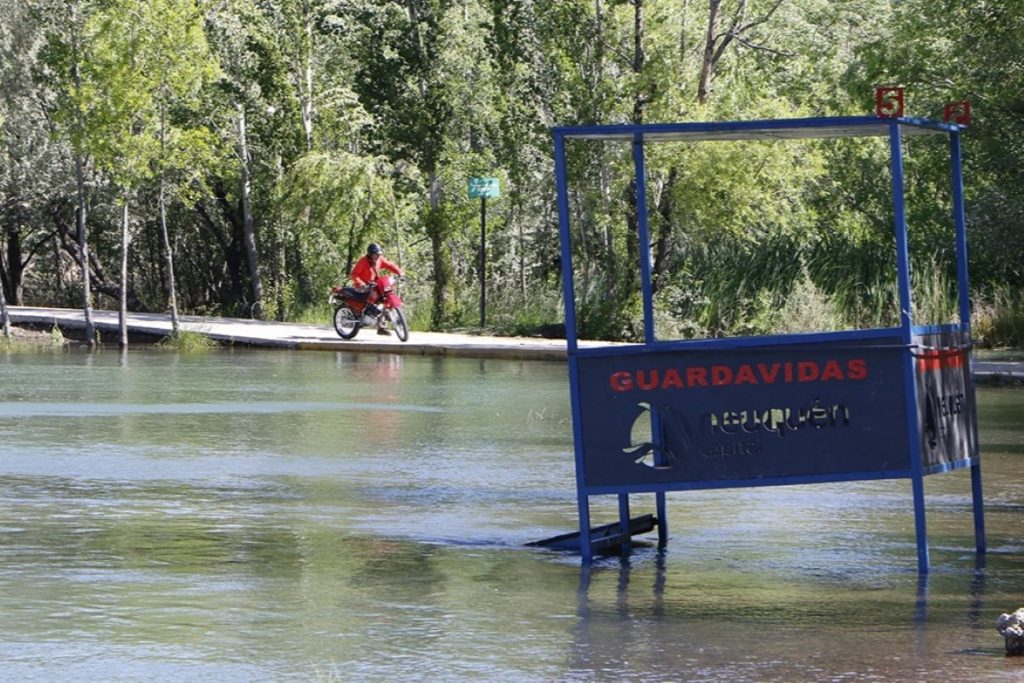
xmin=329 ymin=276 xmax=405 ymax=294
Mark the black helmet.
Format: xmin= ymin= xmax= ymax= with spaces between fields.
xmin=367 ymin=242 xmax=382 ymax=256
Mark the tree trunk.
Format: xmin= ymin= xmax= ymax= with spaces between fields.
xmin=405 ymin=1 xmax=453 ymax=328
xmin=697 ymin=0 xmax=784 ymax=105
xmin=301 ymin=17 xmax=314 ymax=152
xmin=623 ymin=0 xmax=646 ymax=295
xmin=632 ymin=0 xmax=646 ymax=124
xmin=119 ymin=199 xmax=129 ymax=348
xmin=53 ymin=233 xmax=65 ymax=305
xmin=69 ymin=1 xmax=95 ymax=346
xmin=698 ymin=0 xmax=722 ymax=105
xmin=74 ymin=152 xmax=96 ymax=346
xmin=272 ymin=153 xmax=286 ymax=321
xmin=237 ymin=103 xmax=263 ymax=318
xmin=390 ymin=189 xmax=404 ymax=280
xmin=652 ymin=167 xmax=678 ymax=294
xmin=159 ymin=108 xmax=180 ymax=334
xmin=623 ymin=178 xmax=640 ymax=292
xmin=159 ymin=180 xmax=180 ymax=335
xmin=427 ymin=171 xmax=454 ymax=329
xmin=0 ymin=252 xmax=9 ymax=339
xmin=4 ymin=227 xmax=25 ymax=305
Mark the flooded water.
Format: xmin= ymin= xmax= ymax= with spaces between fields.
xmin=1 ymin=348 xmax=1023 ymax=681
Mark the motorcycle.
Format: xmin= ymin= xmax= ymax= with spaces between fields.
xmin=329 ymin=275 xmax=409 ymax=341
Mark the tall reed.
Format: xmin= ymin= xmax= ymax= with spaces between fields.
xmin=973 ymin=287 xmax=1024 ymax=348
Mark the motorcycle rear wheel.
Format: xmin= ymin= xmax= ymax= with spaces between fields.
xmin=387 ymin=308 xmax=409 ymax=342
xmin=333 ymin=305 xmax=360 ymax=339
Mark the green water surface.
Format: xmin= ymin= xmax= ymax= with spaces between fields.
xmin=1 ymin=349 xmax=1023 ymax=681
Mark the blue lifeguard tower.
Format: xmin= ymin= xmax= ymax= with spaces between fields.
xmin=546 ymin=115 xmax=984 ymax=574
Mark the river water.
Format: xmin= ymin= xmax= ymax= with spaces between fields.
xmin=1 ymin=348 xmax=1023 ymax=681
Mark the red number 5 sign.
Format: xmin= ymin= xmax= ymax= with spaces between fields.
xmin=875 ymin=86 xmax=905 ymax=118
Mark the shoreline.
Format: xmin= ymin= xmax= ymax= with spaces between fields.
xmin=2 ymin=307 xmax=1022 ymax=384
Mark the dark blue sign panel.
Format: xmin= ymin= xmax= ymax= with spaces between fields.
xmin=575 ymin=339 xmax=910 ymax=489
xmin=913 ymin=329 xmax=978 ymax=471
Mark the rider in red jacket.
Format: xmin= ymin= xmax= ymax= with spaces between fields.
xmin=350 ymin=242 xmax=404 ymax=335
xmin=350 ymin=242 xmax=403 ymax=288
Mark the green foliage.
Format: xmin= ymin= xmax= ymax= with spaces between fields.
xmin=911 ymin=255 xmax=958 ymax=326
xmin=1 ymin=0 xmax=1019 ymax=348
xmin=772 ymin=269 xmax=845 ymax=335
xmin=974 ymin=288 xmax=1024 ymax=350
xmin=0 ymin=336 xmax=26 ymax=352
xmin=49 ymin=326 xmax=66 ymax=346
xmin=274 ymin=151 xmax=411 ymax=302
xmin=291 ymin=300 xmax=333 ymax=327
xmin=0 ymin=326 xmax=66 ymax=352
xmin=852 ymin=0 xmax=1024 ymax=291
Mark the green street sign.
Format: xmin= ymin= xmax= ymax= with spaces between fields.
xmin=468 ymin=176 xmax=500 ymax=199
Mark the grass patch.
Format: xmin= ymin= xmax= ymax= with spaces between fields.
xmin=974 ymin=287 xmax=1024 ymax=350
xmin=0 ymin=335 xmax=40 ymax=352
xmin=158 ymin=329 xmax=218 ymax=351
xmin=50 ymin=326 xmax=66 ymax=346
xmin=290 ymin=301 xmax=334 ymax=326
xmin=0 ymin=325 xmax=68 ymax=352
xmin=974 ymin=349 xmax=1024 ymax=362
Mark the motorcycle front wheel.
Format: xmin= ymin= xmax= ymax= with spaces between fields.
xmin=333 ymin=305 xmax=360 ymax=339
xmin=387 ymin=308 xmax=409 ymax=342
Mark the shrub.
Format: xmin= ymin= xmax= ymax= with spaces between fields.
xmin=974 ymin=288 xmax=1024 ymax=349
xmin=159 ymin=329 xmax=217 ymax=351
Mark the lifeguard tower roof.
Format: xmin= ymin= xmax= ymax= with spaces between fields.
xmin=554 ymin=115 xmax=962 ymax=141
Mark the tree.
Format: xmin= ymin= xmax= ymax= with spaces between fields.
xmin=66 ymin=0 xmax=217 ymax=345
xmin=40 ymin=0 xmax=99 ymax=345
xmin=204 ymin=0 xmax=279 ymax=316
xmin=205 ymin=0 xmax=374 ymax=320
xmin=353 ymin=0 xmax=462 ymax=328
xmin=0 ymin=0 xmax=69 ymax=310
xmin=142 ymin=0 xmax=219 ymax=334
xmin=76 ymin=0 xmax=158 ymax=346
xmin=0 ymin=104 xmax=7 ymax=337
xmin=697 ymin=0 xmax=785 ymax=105
xmin=852 ymin=0 xmax=1024 ymax=290
xmin=275 ymin=151 xmax=403 ymax=294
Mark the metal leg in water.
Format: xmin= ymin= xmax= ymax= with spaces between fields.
xmin=971 ymin=461 xmax=986 ymax=554
xmin=656 ymin=491 xmax=667 ymax=549
xmin=911 ymin=472 xmax=930 ymax=574
xmin=578 ymin=495 xmax=593 ymax=562
xmin=618 ymin=494 xmax=631 ymax=554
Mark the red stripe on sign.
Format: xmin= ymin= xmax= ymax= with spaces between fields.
xmin=916 ymin=349 xmax=965 ymax=373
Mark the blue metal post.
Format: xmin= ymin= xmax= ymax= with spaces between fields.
xmin=618 ymin=494 xmax=631 ymax=553
xmin=951 ymin=132 xmax=971 ymax=327
xmin=633 ymin=133 xmax=667 ymax=549
xmin=652 ymin=407 xmax=668 ymax=548
xmin=632 ymin=134 xmax=656 ymax=343
xmin=950 ymin=131 xmax=986 ymax=554
xmin=553 ymin=131 xmax=592 ymax=560
xmin=554 ymin=133 xmax=579 ymax=355
xmin=890 ymin=123 xmax=929 ymax=573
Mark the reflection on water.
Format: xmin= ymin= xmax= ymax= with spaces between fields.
xmin=0 ymin=349 xmax=1022 ymax=680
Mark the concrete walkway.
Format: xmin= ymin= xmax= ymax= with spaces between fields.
xmin=974 ymin=361 xmax=1024 ymax=384
xmin=5 ymin=306 xmax=1023 ymax=379
xmin=4 ymin=306 xmax=583 ymax=361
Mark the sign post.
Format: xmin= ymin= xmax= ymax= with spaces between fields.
xmin=545 ymin=114 xmax=982 ymax=573
xmin=467 ymin=177 xmax=500 ymax=327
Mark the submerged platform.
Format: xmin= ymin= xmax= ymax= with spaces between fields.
xmin=528 ymin=514 xmax=658 ymax=554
